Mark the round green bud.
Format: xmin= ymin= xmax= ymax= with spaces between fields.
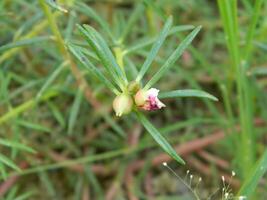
xmin=112 ymin=94 xmax=133 ymax=117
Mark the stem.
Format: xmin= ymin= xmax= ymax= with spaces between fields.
xmin=114 ymin=47 xmax=127 ymax=80
xmin=217 ymin=0 xmax=256 ymax=179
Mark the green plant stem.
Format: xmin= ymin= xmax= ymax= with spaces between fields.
xmin=218 ymin=0 xmax=255 ymax=179
xmin=114 ymin=46 xmax=127 ymax=83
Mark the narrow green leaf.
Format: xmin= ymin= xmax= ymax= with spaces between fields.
xmin=47 ymin=101 xmax=65 ymax=128
xmin=159 ymin=89 xmax=218 ymax=101
xmin=6 ymin=186 xmax=19 ymax=200
xmin=85 ymin=166 xmax=104 ymax=199
xmin=120 ymin=3 xmax=144 ymax=42
xmin=0 ymin=36 xmax=52 ymax=53
xmin=255 ymin=41 xmax=267 ymax=51
xmin=0 ymin=91 xmax=58 ymax=125
xmin=0 ymin=162 xmax=7 ymax=180
xmin=145 ymin=26 xmax=201 ymax=89
xmin=65 ymin=10 xmax=76 ymax=40
xmin=242 ymin=0 xmax=263 ymax=62
xmin=70 ymin=44 xmax=99 ymax=61
xmin=16 ymin=120 xmax=52 ymax=133
xmin=39 ymin=171 xmax=56 ymax=198
xmin=0 ymin=138 xmax=36 ymax=153
xmin=125 ymin=25 xmax=194 ymax=55
xmin=250 ymin=66 xmax=267 ymax=76
xmin=103 ymin=114 xmax=125 ymax=138
xmin=45 ymin=0 xmax=68 ymax=13
xmin=136 ymin=112 xmax=185 ymax=164
xmin=36 ymin=61 xmax=67 ymax=100
xmin=238 ymin=149 xmax=267 ymax=198
xmin=67 ymin=43 xmax=120 ymax=94
xmin=75 ymin=2 xmax=114 ymax=41
xmin=136 ymin=16 xmax=173 ymax=82
xmin=83 ymin=25 xmax=126 ymax=81
xmin=14 ymin=191 xmax=36 ymax=200
xmin=0 ymin=154 xmax=20 ymax=171
xmin=78 ymin=25 xmax=126 ymax=88
xmin=68 ymin=88 xmax=83 ymax=135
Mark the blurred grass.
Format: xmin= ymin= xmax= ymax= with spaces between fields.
xmin=0 ymin=0 xmax=267 ymax=199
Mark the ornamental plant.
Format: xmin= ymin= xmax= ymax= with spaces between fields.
xmin=67 ymin=13 xmax=217 ymax=164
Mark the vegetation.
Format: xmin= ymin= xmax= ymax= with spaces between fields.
xmin=0 ymin=0 xmax=266 ymax=199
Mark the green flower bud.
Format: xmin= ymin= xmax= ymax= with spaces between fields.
xmin=127 ymin=81 xmax=141 ymax=94
xmin=112 ymin=94 xmax=133 ymax=117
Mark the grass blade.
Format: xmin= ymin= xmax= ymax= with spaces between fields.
xmin=159 ymin=89 xmax=218 ymax=101
xmin=16 ymin=120 xmax=52 ymax=133
xmin=36 ymin=61 xmax=67 ymax=100
xmin=145 ymin=26 xmax=201 ymax=89
xmin=0 ymin=91 xmax=58 ymax=125
xmin=0 ymin=138 xmax=36 ymax=153
xmin=125 ymin=25 xmax=194 ymax=55
xmin=68 ymin=88 xmax=83 ymax=135
xmin=136 ymin=112 xmax=185 ymax=164
xmin=120 ymin=3 xmax=144 ymax=42
xmin=0 ymin=154 xmax=20 ymax=171
xmin=0 ymin=36 xmax=52 ymax=53
xmin=14 ymin=191 xmax=36 ymax=200
xmin=135 ymin=16 xmax=173 ymax=82
xmin=238 ymin=149 xmax=267 ymax=198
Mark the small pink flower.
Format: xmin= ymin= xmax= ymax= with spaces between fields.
xmin=135 ymin=88 xmax=166 ymax=111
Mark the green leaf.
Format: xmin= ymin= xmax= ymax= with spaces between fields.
xmin=238 ymin=149 xmax=267 ymax=198
xmin=136 ymin=112 xmax=185 ymax=164
xmin=47 ymin=101 xmax=65 ymax=128
xmin=159 ymin=89 xmax=218 ymax=101
xmin=250 ymin=66 xmax=267 ymax=76
xmin=17 ymin=119 xmax=52 ymax=133
xmin=45 ymin=0 xmax=68 ymax=13
xmin=136 ymin=16 xmax=173 ymax=82
xmin=75 ymin=2 xmax=114 ymax=41
xmin=36 ymin=61 xmax=67 ymax=100
xmin=0 ymin=36 xmax=52 ymax=53
xmin=0 ymin=162 xmax=7 ymax=179
xmin=71 ymin=44 xmax=99 ymax=61
xmin=67 ymin=43 xmax=120 ymax=94
xmin=125 ymin=25 xmax=194 ymax=55
xmin=144 ymin=26 xmax=201 ymax=89
xmin=14 ymin=191 xmax=36 ymax=200
xmin=120 ymin=3 xmax=144 ymax=42
xmin=77 ymin=24 xmax=126 ymax=88
xmin=0 ymin=138 xmax=36 ymax=153
xmin=0 ymin=91 xmax=58 ymax=125
xmin=68 ymin=88 xmax=83 ymax=135
xmin=0 ymin=154 xmax=21 ymax=171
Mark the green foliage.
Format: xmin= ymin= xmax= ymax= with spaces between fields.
xmin=239 ymin=149 xmax=267 ymax=198
xmin=136 ymin=112 xmax=185 ymax=164
xmin=136 ymin=16 xmax=173 ymax=82
xmin=159 ymin=89 xmax=218 ymax=101
xmin=0 ymin=0 xmax=266 ymax=199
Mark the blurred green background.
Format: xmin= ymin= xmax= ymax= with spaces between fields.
xmin=0 ymin=0 xmax=267 ymax=199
